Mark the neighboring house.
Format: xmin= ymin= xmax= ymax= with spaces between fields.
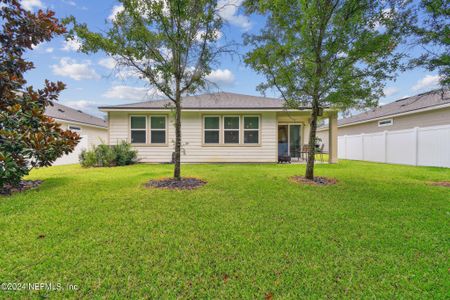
xmin=46 ymin=102 xmax=108 ymax=165
xmin=318 ymin=89 xmax=450 ymax=168
xmin=99 ymin=92 xmax=338 ymax=163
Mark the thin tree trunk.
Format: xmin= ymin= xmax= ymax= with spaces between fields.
xmin=305 ymin=99 xmax=319 ymax=180
xmin=173 ymin=85 xmax=182 ymax=180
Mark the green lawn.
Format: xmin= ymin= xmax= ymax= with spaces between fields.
xmin=1 ymin=161 xmax=449 ymax=298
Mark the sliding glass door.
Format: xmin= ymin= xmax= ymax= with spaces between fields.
xmin=278 ymin=124 xmax=301 ymax=157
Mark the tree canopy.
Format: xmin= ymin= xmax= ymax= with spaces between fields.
xmin=0 ymin=0 xmax=80 ymax=194
xmin=67 ymin=0 xmax=231 ymax=179
xmin=244 ymin=0 xmax=406 ymax=179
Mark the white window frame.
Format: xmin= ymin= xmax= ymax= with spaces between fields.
xmin=378 ymin=118 xmax=393 ymax=127
xmin=203 ymin=115 xmax=221 ymax=144
xmin=223 ymin=115 xmax=240 ymax=144
xmin=130 ymin=115 xmax=147 ymax=144
xmin=243 ymin=115 xmax=260 ymax=144
xmin=149 ymin=115 xmax=167 ymax=145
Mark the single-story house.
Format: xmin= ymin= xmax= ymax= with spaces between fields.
xmin=46 ymin=102 xmax=108 ymax=165
xmin=99 ymin=92 xmax=338 ymax=163
xmin=317 ymin=89 xmax=450 ymax=168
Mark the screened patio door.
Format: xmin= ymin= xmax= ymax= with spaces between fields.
xmin=278 ymin=124 xmax=301 ymax=157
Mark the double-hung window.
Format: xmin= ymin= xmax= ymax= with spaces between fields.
xmin=204 ymin=116 xmax=220 ymax=144
xmin=130 ymin=116 xmax=147 ymax=144
xmin=243 ymin=116 xmax=259 ymax=144
xmin=224 ymin=116 xmax=240 ymax=144
xmin=150 ymin=116 xmax=166 ymax=144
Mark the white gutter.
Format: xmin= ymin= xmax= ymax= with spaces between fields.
xmin=99 ymin=108 xmax=338 ymax=113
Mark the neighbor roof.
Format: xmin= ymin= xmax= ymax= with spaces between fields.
xmin=99 ymin=92 xmax=289 ymax=110
xmin=337 ymin=89 xmax=450 ymax=127
xmin=46 ymin=102 xmax=107 ymax=128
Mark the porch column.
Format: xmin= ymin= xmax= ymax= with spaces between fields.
xmin=328 ymin=112 xmax=338 ymax=163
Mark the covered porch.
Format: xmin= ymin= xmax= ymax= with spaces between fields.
xmin=276 ymin=110 xmax=338 ymax=164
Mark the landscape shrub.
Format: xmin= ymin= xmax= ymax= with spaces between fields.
xmin=80 ymin=141 xmax=137 ymax=167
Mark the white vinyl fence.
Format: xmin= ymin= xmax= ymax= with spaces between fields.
xmin=338 ymin=124 xmax=450 ymax=168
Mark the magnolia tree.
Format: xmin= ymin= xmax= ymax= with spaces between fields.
xmin=0 ymin=0 xmax=80 ymax=193
xmin=244 ymin=0 xmax=406 ymax=179
xmin=67 ymin=0 xmax=232 ymax=180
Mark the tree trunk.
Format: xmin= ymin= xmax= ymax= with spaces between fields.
xmin=305 ymin=99 xmax=319 ymax=180
xmin=173 ymin=88 xmax=182 ymax=180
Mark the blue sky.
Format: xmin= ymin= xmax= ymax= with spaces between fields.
xmin=22 ymin=0 xmax=442 ymax=117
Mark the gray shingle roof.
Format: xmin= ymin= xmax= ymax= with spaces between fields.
xmin=99 ymin=92 xmax=286 ymax=109
xmin=46 ymin=102 xmax=107 ymax=128
xmin=338 ymin=89 xmax=450 ymax=127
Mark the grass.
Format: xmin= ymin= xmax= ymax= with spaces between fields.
xmin=0 ymin=161 xmax=449 ymax=299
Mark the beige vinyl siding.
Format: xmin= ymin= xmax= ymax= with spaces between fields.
xmin=108 ymin=111 xmax=278 ymax=163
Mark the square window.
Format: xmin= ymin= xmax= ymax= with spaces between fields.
xmin=225 ymin=131 xmax=239 ymax=143
xmin=131 ymin=131 xmax=146 ymax=143
xmin=224 ymin=117 xmax=239 ymax=129
xmin=204 ymin=117 xmax=219 ymax=129
xmin=204 ymin=131 xmax=219 ymax=144
xmin=244 ymin=131 xmax=259 ymax=144
xmin=244 ymin=117 xmax=259 ymax=129
xmin=151 ymin=131 xmax=166 ymax=144
xmin=151 ymin=116 xmax=166 ymax=129
xmin=131 ymin=116 xmax=146 ymax=129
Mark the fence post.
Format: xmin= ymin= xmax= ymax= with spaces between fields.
xmin=384 ymin=131 xmax=388 ymax=163
xmin=414 ymin=127 xmax=419 ymax=166
xmin=361 ymin=133 xmax=365 ymax=160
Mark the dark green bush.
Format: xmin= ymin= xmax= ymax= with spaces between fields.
xmin=79 ymin=141 xmax=137 ymax=168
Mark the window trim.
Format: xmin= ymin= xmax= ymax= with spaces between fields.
xmin=128 ymin=114 xmax=169 ymax=146
xmin=201 ymin=114 xmax=262 ymax=147
xmin=378 ymin=118 xmax=393 ymax=127
xmin=243 ymin=115 xmax=260 ymax=144
xmin=203 ymin=115 xmax=221 ymax=144
xmin=149 ymin=115 xmax=168 ymax=145
xmin=129 ymin=115 xmax=147 ymax=145
xmin=223 ymin=115 xmax=240 ymax=145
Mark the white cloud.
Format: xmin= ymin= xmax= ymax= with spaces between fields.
xmin=21 ymin=0 xmax=43 ymax=11
xmin=45 ymin=47 xmax=54 ymax=53
xmin=217 ymin=0 xmax=251 ymax=31
xmin=98 ymin=57 xmax=116 ymax=69
xmin=65 ymin=100 xmax=97 ymax=111
xmin=51 ymin=58 xmax=100 ymax=81
xmin=63 ymin=0 xmax=76 ymax=6
xmin=412 ymin=74 xmax=441 ymax=91
xmin=103 ymin=85 xmax=162 ymax=100
xmin=62 ymin=37 xmax=82 ymax=52
xmin=206 ymin=69 xmax=235 ymax=86
xmin=195 ymin=29 xmax=222 ymax=42
xmin=383 ymin=87 xmax=399 ymax=97
xmin=108 ymin=4 xmax=124 ymax=21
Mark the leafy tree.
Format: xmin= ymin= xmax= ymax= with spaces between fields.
xmin=0 ymin=0 xmax=80 ymax=193
xmin=409 ymin=0 xmax=449 ymax=87
xmin=244 ymin=0 xmax=405 ymax=179
xmin=67 ymin=0 xmax=230 ymax=180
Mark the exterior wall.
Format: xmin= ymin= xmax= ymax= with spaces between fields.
xmin=53 ymin=121 xmax=107 ymax=165
xmin=109 ymin=111 xmax=279 ymax=163
xmin=59 ymin=121 xmax=108 ymax=148
xmin=317 ymin=130 xmax=329 ymax=151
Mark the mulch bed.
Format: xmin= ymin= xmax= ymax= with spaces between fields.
xmin=145 ymin=177 xmax=206 ymax=190
xmin=429 ymin=181 xmax=450 ymax=188
xmin=290 ymin=176 xmax=337 ymax=186
xmin=1 ymin=180 xmax=43 ymax=196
